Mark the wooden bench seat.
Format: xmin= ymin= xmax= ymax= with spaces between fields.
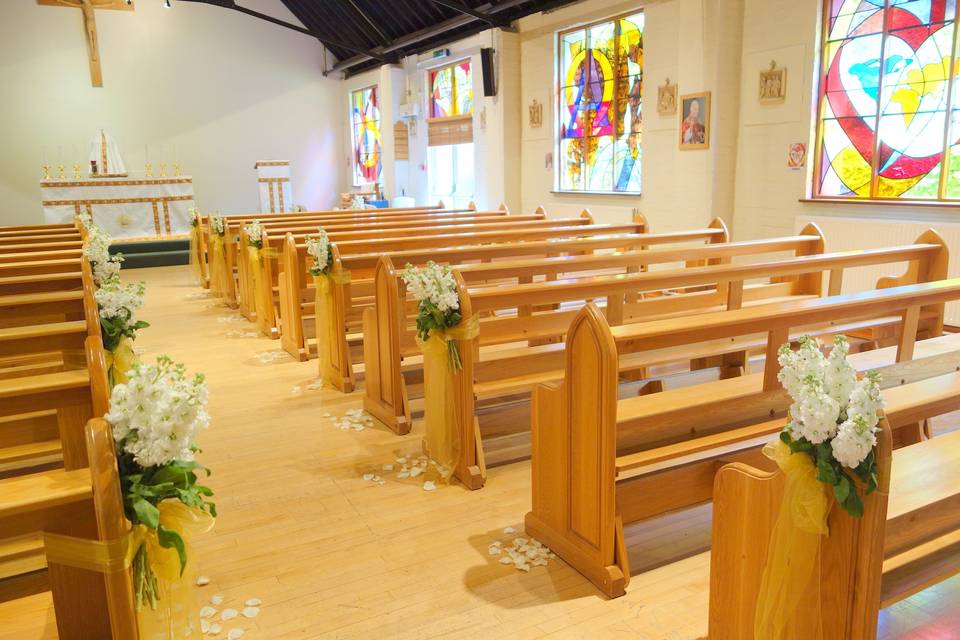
xmin=708 ymin=396 xmax=960 ymax=638
xmin=0 ymin=241 xmax=82 ymax=255
xmin=0 ymin=290 xmax=85 ymax=327
xmin=526 ymin=276 xmax=960 ymax=597
xmin=368 ymin=232 xmax=945 ymax=489
xmin=0 ymin=232 xmax=81 ymax=245
xmin=0 ymin=271 xmax=82 ymax=296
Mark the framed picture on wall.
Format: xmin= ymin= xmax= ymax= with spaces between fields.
xmin=679 ymin=91 xmax=711 ymax=150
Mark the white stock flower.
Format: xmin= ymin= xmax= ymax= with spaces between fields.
xmin=95 ymin=280 xmax=146 ymax=326
xmin=306 ymin=228 xmax=331 ymax=275
xmin=211 ymin=215 xmax=225 ymax=236
xmin=401 ymin=261 xmax=460 ymax=313
xmin=83 ymin=224 xmax=123 ymax=286
xmin=106 ymin=357 xmax=210 ymax=468
xmin=245 ymin=220 xmax=263 ymax=246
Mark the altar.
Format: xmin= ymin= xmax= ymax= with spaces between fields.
xmin=41 ymin=175 xmax=197 ymax=239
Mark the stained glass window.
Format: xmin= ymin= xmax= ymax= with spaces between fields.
xmin=430 ymin=60 xmax=473 ymax=119
xmin=815 ymin=0 xmax=960 ymax=200
xmin=350 ymin=85 xmax=382 ymax=185
xmin=557 ymin=11 xmax=644 ymax=193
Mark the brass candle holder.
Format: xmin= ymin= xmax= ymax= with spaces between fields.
xmin=42 ymin=164 xmax=51 ymax=180
xmin=145 ymin=162 xmax=153 ymax=178
xmin=173 ymin=162 xmax=181 ymax=177
xmin=73 ymin=163 xmax=82 ymax=180
xmin=57 ymin=164 xmax=65 ymax=179
xmin=159 ymin=163 xmax=168 ymax=178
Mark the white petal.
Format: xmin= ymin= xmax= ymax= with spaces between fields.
xmin=242 ymin=606 xmax=260 ymax=618
xmin=487 ymin=544 xmax=502 ymax=556
xmin=503 ymin=527 xmax=516 ymax=535
xmin=227 ymin=630 xmax=244 ymax=640
xmin=199 ymin=606 xmax=217 ymax=619
xmin=220 ymin=609 xmax=238 ymax=621
xmin=200 ymin=619 xmax=211 ymax=633
xmin=209 ymin=623 xmax=223 ymax=634
xmin=196 ymin=575 xmax=211 ymax=586
xmin=362 ymin=473 xmax=374 ymax=481
xmin=499 ymin=556 xmax=513 ymax=565
xmin=244 ymin=598 xmax=261 ymax=607
xmin=382 ymin=464 xmax=394 ymax=471
xmin=422 ymin=481 xmax=437 ymax=492
xmin=396 ymin=472 xmax=409 ymax=479
xmin=409 ymin=467 xmax=423 ymax=478
xmin=211 ymin=594 xmax=224 ymax=606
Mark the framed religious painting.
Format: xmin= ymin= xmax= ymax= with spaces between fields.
xmin=679 ymin=91 xmax=710 ymax=150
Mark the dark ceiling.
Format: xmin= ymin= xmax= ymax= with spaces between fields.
xmin=279 ymin=0 xmax=584 ymax=76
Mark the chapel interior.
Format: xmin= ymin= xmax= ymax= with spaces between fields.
xmin=2 ymin=0 xmax=960 ymax=638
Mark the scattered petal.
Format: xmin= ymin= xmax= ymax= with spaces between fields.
xmin=488 ymin=544 xmax=502 ymax=556
xmin=503 ymin=527 xmax=516 ymax=535
xmin=409 ymin=467 xmax=423 ymax=478
xmin=196 ymin=575 xmax=211 ymax=586
xmin=200 ymin=619 xmax=211 ymax=633
xmin=362 ymin=474 xmax=374 ymax=481
xmin=499 ymin=556 xmax=514 ymax=565
xmin=242 ymin=606 xmax=260 ymax=618
xmin=209 ymin=623 xmax=223 ymax=634
xmin=396 ymin=472 xmax=409 ymax=479
xmin=244 ymin=598 xmax=261 ymax=607
xmin=382 ymin=464 xmax=394 ymax=471
xmin=211 ymin=594 xmax=224 ymax=606
xmin=199 ymin=606 xmax=217 ymax=619
xmin=227 ymin=630 xmax=244 ymax=640
xmin=422 ymin=481 xmax=437 ymax=492
xmin=220 ymin=608 xmax=238 ymax=621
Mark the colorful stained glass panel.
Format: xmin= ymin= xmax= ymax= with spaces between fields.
xmin=815 ymin=0 xmax=960 ymax=200
xmin=350 ymin=86 xmax=382 ymax=185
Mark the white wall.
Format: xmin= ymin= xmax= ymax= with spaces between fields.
xmin=0 ymin=0 xmax=343 ymax=225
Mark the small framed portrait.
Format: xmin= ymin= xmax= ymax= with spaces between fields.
xmin=657 ymin=80 xmax=677 ymax=116
xmin=679 ymin=92 xmax=711 ymax=150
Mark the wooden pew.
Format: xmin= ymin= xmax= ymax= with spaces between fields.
xmin=278 ymin=213 xmax=686 ymax=364
xmin=0 ymin=415 xmax=138 ymax=639
xmin=524 ymin=277 xmax=960 ymax=597
xmin=212 ymin=207 xmax=506 ymax=308
xmin=0 ymin=231 xmax=81 ymax=246
xmin=0 ymin=222 xmax=76 ymax=235
xmin=247 ymin=213 xmax=636 ymax=339
xmin=370 ymin=233 xmax=946 ymax=488
xmin=708 ymin=391 xmax=960 ymax=639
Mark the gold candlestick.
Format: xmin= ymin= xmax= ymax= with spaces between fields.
xmin=42 ymin=164 xmax=51 ymax=180
xmin=73 ymin=163 xmax=82 ymax=180
xmin=145 ymin=162 xmax=153 ymax=178
xmin=57 ymin=164 xmax=65 ymax=179
xmin=159 ymin=163 xmax=168 ymax=178
xmin=173 ymin=162 xmax=181 ymax=177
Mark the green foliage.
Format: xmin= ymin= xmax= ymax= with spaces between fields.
xmin=100 ymin=314 xmax=149 ymax=352
xmin=414 ymin=297 xmax=464 ymax=371
xmin=780 ymin=427 xmax=878 ymax=519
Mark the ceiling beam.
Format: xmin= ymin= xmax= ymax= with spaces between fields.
xmin=331 ymin=0 xmax=532 ymax=74
xmin=178 ymin=0 xmax=393 ymax=62
xmin=427 ymin=0 xmax=512 ymax=28
xmin=344 ymin=0 xmax=393 ymax=47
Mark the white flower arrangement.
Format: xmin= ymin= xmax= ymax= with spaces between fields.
xmin=211 ymin=215 xmax=226 ymax=237
xmin=189 ymin=208 xmax=200 ymax=228
xmin=777 ymin=335 xmax=883 ymax=517
xmin=401 ymin=261 xmax=464 ymax=369
xmin=83 ymin=224 xmax=123 ymax=286
xmin=95 ymin=280 xmax=149 ymax=351
xmin=245 ymin=220 xmax=263 ymax=249
xmin=306 ymin=228 xmax=332 ymax=276
xmin=349 ymin=195 xmax=369 ymax=210
xmin=77 ymin=211 xmax=94 ymax=231
xmin=106 ymin=355 xmax=215 ymax=610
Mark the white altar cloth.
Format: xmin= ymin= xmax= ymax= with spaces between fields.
xmin=41 ymin=176 xmax=196 ymax=239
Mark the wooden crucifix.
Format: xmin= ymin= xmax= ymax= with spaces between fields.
xmin=38 ymin=0 xmax=134 ymax=87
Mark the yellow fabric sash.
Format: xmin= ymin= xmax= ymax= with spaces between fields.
xmin=416 ymin=317 xmax=480 ymax=482
xmin=188 ymin=225 xmax=203 ymax=286
xmin=106 ymin=336 xmax=138 ymax=387
xmin=312 ymin=272 xmax=350 ymax=387
xmin=210 ymin=235 xmax=229 ymax=298
xmin=247 ymin=245 xmax=276 ymax=332
xmin=754 ymin=440 xmax=830 ymax=640
xmin=43 ymin=501 xmax=214 ymax=639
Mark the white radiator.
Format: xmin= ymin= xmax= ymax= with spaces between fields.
xmin=795 ymin=215 xmax=960 ymax=325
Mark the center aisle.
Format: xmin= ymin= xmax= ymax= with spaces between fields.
xmin=95 ymin=266 xmax=710 ymax=639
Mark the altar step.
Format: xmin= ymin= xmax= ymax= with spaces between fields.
xmin=110 ymin=239 xmax=190 ymax=269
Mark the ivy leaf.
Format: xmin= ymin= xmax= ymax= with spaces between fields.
xmin=816 ymin=457 xmax=839 ymax=485
xmin=843 ymin=489 xmax=864 ymax=518
xmin=133 ymin=498 xmax=160 ymax=529
xmin=156 ymin=525 xmax=188 ymax=575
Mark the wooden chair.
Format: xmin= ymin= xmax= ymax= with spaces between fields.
xmin=708 ymin=390 xmax=960 ymax=639
xmin=525 ymin=276 xmax=960 ymax=597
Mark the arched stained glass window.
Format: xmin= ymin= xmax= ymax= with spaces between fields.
xmin=815 ymin=0 xmax=960 ymax=201
xmin=557 ymin=11 xmax=644 ymax=194
xmin=350 ymin=85 xmax=382 ymax=185
xmin=429 ymin=59 xmax=473 ymax=119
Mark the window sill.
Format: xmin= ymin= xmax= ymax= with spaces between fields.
xmin=550 ymin=190 xmax=642 ymax=197
xmin=800 ymin=197 xmax=960 ymax=209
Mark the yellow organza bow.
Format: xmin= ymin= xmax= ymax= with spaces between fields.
xmin=44 ymin=501 xmax=214 ymax=640
xmin=313 ymin=271 xmax=351 ymax=387
xmin=247 ymin=246 xmax=277 ymax=333
xmin=106 ymin=336 xmax=139 ymax=387
xmin=209 ymin=235 xmax=229 ymax=298
xmin=754 ymin=440 xmax=831 ymax=640
xmin=188 ymin=224 xmax=203 ymax=286
xmin=416 ymin=317 xmax=480 ymax=482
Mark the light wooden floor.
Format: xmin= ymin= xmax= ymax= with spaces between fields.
xmin=1 ymin=265 xmax=959 ymax=639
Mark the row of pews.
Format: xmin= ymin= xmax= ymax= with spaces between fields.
xmin=193 ymin=204 xmax=960 ymax=636
xmin=0 ymin=221 xmax=137 ymax=638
